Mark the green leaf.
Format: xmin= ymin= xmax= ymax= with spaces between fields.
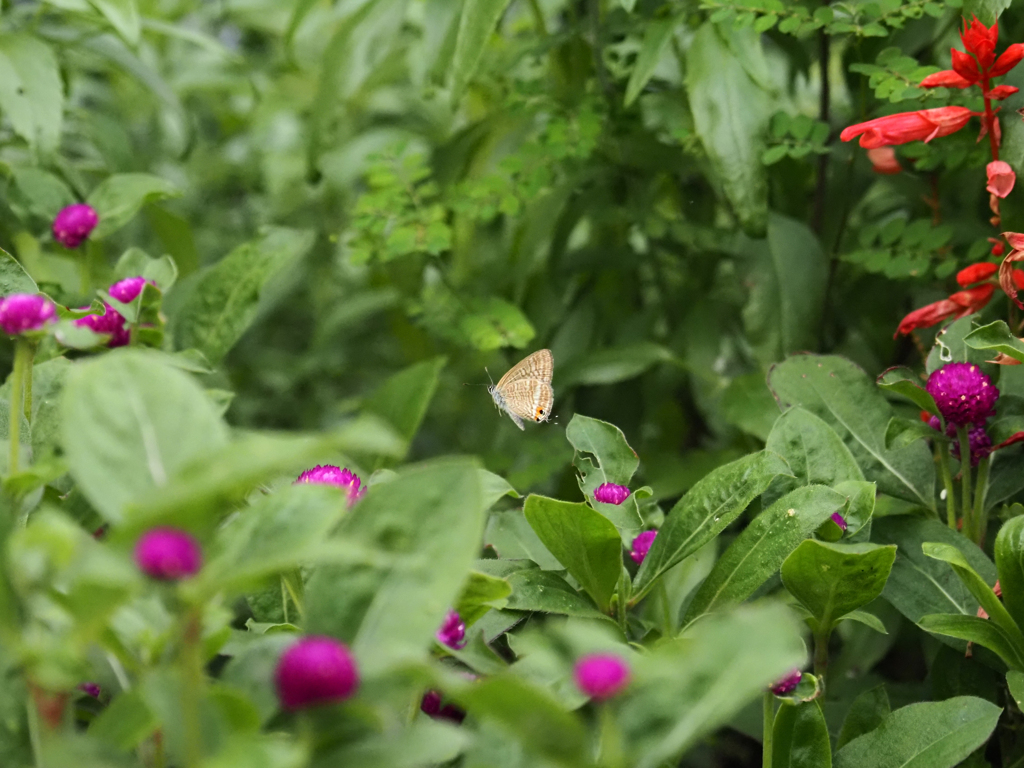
xmin=633 ymin=451 xmax=790 ymax=600
xmin=624 ymin=19 xmax=675 ymax=107
xmin=318 ymin=721 xmax=471 ymax=768
xmin=962 ymin=0 xmax=1012 ymax=26
xmin=682 ymin=485 xmax=846 ymax=624
xmin=113 ymin=248 xmax=178 ymax=292
xmin=61 ymin=350 xmax=229 ymax=524
xmin=364 ymin=356 xmax=446 ymax=459
xmin=475 ymin=560 xmax=608 ymax=620
xmin=171 ymin=228 xmax=315 ymax=364
xmin=1007 ymin=670 xmax=1024 ymax=708
xmin=88 ymin=0 xmax=141 ymax=45
xmin=10 ymin=167 xmax=75 ymax=220
xmin=884 ymin=417 xmax=940 ymax=450
xmin=772 ymin=702 xmax=832 ymax=768
xmin=964 ymin=321 xmax=1024 ymax=363
xmin=455 ymin=570 xmax=512 ymax=625
xmin=0 ymin=34 xmax=62 ymax=156
xmin=87 ymin=173 xmax=182 ymax=239
xmin=686 ymin=23 xmax=771 ymax=234
xmin=877 ymin=367 xmax=939 ymax=416
xmin=89 ymin=689 xmax=155 ymax=750
xmin=781 ymin=540 xmax=896 ymax=632
xmin=767 ymin=355 xmax=935 ymax=509
xmin=721 ymin=371 xmax=781 ymax=441
xmin=994 ymin=515 xmax=1024 ymax=633
xmin=837 ymin=686 xmax=890 ymax=750
xmin=523 ymin=495 xmax=622 ymax=612
xmin=460 ymin=296 xmax=535 ymax=350
xmin=305 ymin=458 xmax=486 ymax=676
xmin=918 ymin=613 xmax=1024 ymax=669
xmin=621 ymin=603 xmax=805 ymax=768
xmin=565 ymin=414 xmax=642 ymax=532
xmin=744 ymin=214 xmax=829 ymax=363
xmin=873 ymin=517 xmax=995 ymax=634
xmin=833 ymin=696 xmax=1001 ymax=768
xmin=558 ymin=342 xmax=675 ymax=387
xmin=451 ymin=0 xmax=514 ymax=99
xmin=0 ymin=247 xmax=37 ymax=297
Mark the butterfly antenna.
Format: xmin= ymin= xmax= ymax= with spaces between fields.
xmin=485 ymin=366 xmax=494 ymax=386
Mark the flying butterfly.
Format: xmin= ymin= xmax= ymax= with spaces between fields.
xmin=488 ymin=349 xmax=554 ymax=431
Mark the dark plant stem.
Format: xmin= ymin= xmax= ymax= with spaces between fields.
xmin=983 ymin=81 xmax=999 ymax=162
xmin=957 ymin=425 xmax=973 ymax=538
xmin=972 ymin=454 xmax=991 ymax=545
xmin=762 ymin=691 xmax=774 ymax=768
xmin=811 ymin=28 xmax=831 ymax=234
xmin=937 ymin=442 xmax=957 ymax=530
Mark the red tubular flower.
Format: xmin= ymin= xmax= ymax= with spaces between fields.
xmin=951 ymin=47 xmax=982 ymax=83
xmin=840 ymin=107 xmax=974 ymax=149
xmin=988 ymin=85 xmax=1020 ymax=100
xmin=991 ymin=43 xmax=1024 ymax=77
xmin=867 ymin=147 xmax=902 ymax=174
xmin=987 ymin=160 xmax=1016 ymax=197
xmin=956 ymin=262 xmax=997 ymax=286
xmin=920 ymin=70 xmax=973 ymax=89
xmin=949 ymin=284 xmax=996 ymax=312
xmin=961 ymin=16 xmax=998 ymax=69
xmin=895 ymin=284 xmax=995 ymax=338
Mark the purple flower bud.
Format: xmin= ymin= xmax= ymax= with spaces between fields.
xmin=74 ymin=304 xmax=129 ymax=347
xmin=830 ymin=512 xmax=848 ymax=532
xmin=925 ymin=363 xmax=998 ymax=427
xmin=108 ymin=276 xmax=154 ymax=304
xmin=52 ymin=204 xmax=98 ymax=249
xmin=574 ymin=653 xmax=630 ymax=700
xmin=769 ymin=669 xmax=802 ymax=696
xmin=295 ymin=464 xmax=365 ymax=505
xmin=0 ymin=294 xmax=56 ymax=335
xmin=630 ymin=531 xmax=657 ymax=564
xmin=134 ymin=528 xmax=202 ymax=581
xmin=78 ymin=682 xmax=101 ymax=699
xmin=275 ymin=636 xmax=359 ymax=711
xmin=951 ymin=424 xmax=993 ymax=467
xmin=436 ymin=609 xmax=466 ymax=650
xmin=420 ymin=690 xmax=466 ymax=723
xmin=594 ymin=483 xmax=630 ymax=505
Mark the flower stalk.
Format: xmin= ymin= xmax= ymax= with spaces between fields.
xmin=9 ymin=338 xmax=35 ymax=476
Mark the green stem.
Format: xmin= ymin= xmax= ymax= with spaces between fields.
xmin=9 ymin=338 xmax=33 ymax=476
xmin=762 ymin=691 xmax=774 ymax=768
xmin=813 ymin=628 xmax=830 ymax=692
xmin=957 ymin=425 xmax=973 ymax=539
xmin=26 ymin=695 xmax=43 ymax=768
xmin=937 ymin=442 xmax=957 ymax=530
xmin=181 ymin=609 xmax=204 ymax=768
xmin=972 ymin=454 xmax=991 ymax=545
xmin=282 ymin=571 xmax=304 ymax=621
xmin=281 ymin=576 xmax=289 ymax=624
xmin=526 ymin=0 xmax=548 ymax=35
xmin=656 ymin=578 xmax=673 ymax=637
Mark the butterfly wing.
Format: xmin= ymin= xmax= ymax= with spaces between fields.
xmin=495 ymin=349 xmax=553 ymax=390
xmin=500 ymin=379 xmax=554 ymax=424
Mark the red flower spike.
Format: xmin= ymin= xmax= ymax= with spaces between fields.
xmin=987 ymin=160 xmax=1016 ymax=198
xmin=991 ymin=238 xmax=1006 ymax=257
xmin=895 ymin=298 xmax=961 ymax=337
xmin=1013 ymin=268 xmax=1024 ymax=289
xmin=951 ymin=48 xmax=982 ymax=83
xmin=956 ymin=262 xmax=998 ymax=286
xmin=920 ymin=70 xmax=974 ymax=89
xmin=840 ymin=107 xmax=974 ymax=149
xmin=961 ymin=16 xmax=998 ymax=69
xmin=991 ymin=43 xmax=1024 ymax=77
xmin=949 ymin=284 xmax=996 ymax=313
xmin=867 ymin=147 xmax=901 ymax=174
xmin=999 ymin=249 xmax=1024 ymax=308
xmin=988 ymin=85 xmax=1020 ymax=100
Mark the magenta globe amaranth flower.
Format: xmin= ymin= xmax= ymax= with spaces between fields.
xmin=0 ymin=294 xmax=56 ymax=335
xmin=275 ymin=636 xmax=359 ymax=711
xmin=952 ymin=424 xmax=993 ymax=466
xmin=769 ymin=669 xmax=803 ymax=696
xmin=78 ymin=682 xmax=100 ymax=699
xmin=108 ymin=276 xmax=153 ymax=304
xmin=134 ymin=527 xmax=202 ymax=580
xmin=925 ymin=363 xmax=998 ymax=427
xmin=630 ymin=530 xmax=657 ymax=564
xmin=420 ymin=690 xmax=466 ymax=723
xmin=436 ymin=609 xmax=466 ymax=650
xmin=830 ymin=512 xmax=848 ymax=532
xmin=574 ymin=653 xmax=630 ymax=700
xmin=594 ymin=483 xmax=630 ymax=505
xmin=52 ymin=203 xmax=98 ymax=249
xmin=295 ymin=464 xmax=365 ymax=505
xmin=74 ymin=304 xmax=129 ymax=347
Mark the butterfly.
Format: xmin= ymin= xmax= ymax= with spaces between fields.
xmin=488 ymin=349 xmax=554 ymax=431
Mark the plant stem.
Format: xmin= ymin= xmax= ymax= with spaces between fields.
xmin=936 ymin=442 xmax=957 ymax=530
xmin=527 ymin=0 xmax=547 ymax=36
xmin=657 ymin=578 xmax=673 ymax=637
xmin=26 ymin=695 xmax=43 ymax=768
xmin=9 ymin=338 xmax=34 ymax=476
xmin=181 ymin=609 xmax=205 ymax=768
xmin=281 ymin=576 xmax=289 ymax=624
xmin=957 ymin=425 xmax=973 ymax=538
xmin=811 ymin=27 xmax=831 ymax=234
xmin=972 ymin=454 xmax=991 ymax=545
xmin=983 ymin=81 xmax=999 ymax=162
xmin=762 ymin=691 xmax=774 ymax=768
xmin=813 ymin=628 xmax=830 ymax=690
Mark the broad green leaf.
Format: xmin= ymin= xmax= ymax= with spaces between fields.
xmin=113 ymin=248 xmax=178 ymax=292
xmin=171 ymin=228 xmax=315 ymax=364
xmin=721 ymin=371 xmax=780 ymax=441
xmin=833 ymin=479 xmax=875 ymax=536
xmin=686 ymin=23 xmax=771 ymax=234
xmin=996 ymin=516 xmax=1024 ymax=632
xmin=0 ymin=34 xmax=62 ymax=156
xmin=89 ymin=689 xmax=156 ymax=749
xmin=305 ymin=459 xmax=485 ymax=676
xmin=837 ymin=686 xmax=890 ymax=749
xmin=88 ymin=0 xmax=141 ymax=44
xmin=683 ymin=485 xmax=846 ymax=624
xmin=744 ymin=214 xmax=828 ymax=363
xmin=558 ymin=342 xmax=676 ymax=387
xmin=565 ymin=414 xmax=642 ymax=531
xmin=9 ymin=167 xmax=75 ymax=220
xmin=834 ymin=696 xmax=1000 ymax=768
xmin=475 ymin=560 xmax=608 ymax=620
xmin=877 ymin=367 xmax=939 ymax=416
xmin=884 ymin=417 xmax=940 ymax=450
xmin=220 ymin=633 xmax=294 ymax=724
xmin=962 ymin=0 xmax=1012 ymax=26
xmin=455 ymin=570 xmax=512 ymax=625
xmin=61 ymin=350 xmax=228 ymax=524
xmin=624 ymin=19 xmax=674 ymax=107
xmin=781 ymin=540 xmax=895 ymax=632
xmin=918 ymin=614 xmax=1024 ymax=669
xmin=317 ymin=721 xmax=470 ymax=768
xmin=451 ymin=0 xmax=514 ymax=99
xmin=478 ymin=469 xmax=519 ymax=509
xmin=523 ymin=495 xmax=622 ymax=611
xmin=1008 ymin=670 xmax=1024 ymax=708
xmin=460 ymin=296 xmax=535 ymax=350
xmin=633 ymin=451 xmax=790 ymax=600
xmin=0 ymin=247 xmax=38 ymax=296
xmin=964 ymin=321 xmax=1024 ymax=363
xmin=621 ymin=603 xmax=805 ymax=768
xmin=772 ymin=702 xmax=832 ymax=768
xmin=840 ymin=609 xmax=888 ymax=634
xmin=767 ymin=355 xmax=935 ymax=508
xmin=364 ymin=356 xmax=446 ymax=459
xmin=87 ymin=173 xmax=182 ymax=239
